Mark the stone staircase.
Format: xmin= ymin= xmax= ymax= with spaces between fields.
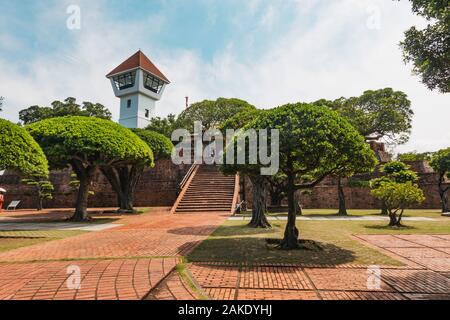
xmin=172 ymin=165 xmax=238 ymax=214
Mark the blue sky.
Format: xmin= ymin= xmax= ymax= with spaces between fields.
xmin=0 ymin=0 xmax=449 ymax=153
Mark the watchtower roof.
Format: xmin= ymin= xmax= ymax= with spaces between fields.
xmin=106 ymin=50 xmax=170 ymax=83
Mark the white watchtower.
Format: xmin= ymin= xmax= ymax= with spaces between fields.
xmin=106 ymin=50 xmax=170 ymax=129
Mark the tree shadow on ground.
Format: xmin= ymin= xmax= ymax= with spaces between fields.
xmin=187 ymin=237 xmax=357 ymax=266
xmin=364 ymin=225 xmax=417 ymax=231
xmin=167 ymin=226 xmax=226 ymax=236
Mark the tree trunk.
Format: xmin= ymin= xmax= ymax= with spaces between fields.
xmin=441 ymin=191 xmax=449 ymax=213
xmin=438 ymin=181 xmax=449 ymax=213
xmin=294 ymin=192 xmax=302 ymax=216
xmin=337 ymin=177 xmax=348 ymax=216
xmin=37 ymin=197 xmax=43 ymax=211
xmin=248 ymin=176 xmax=271 ymax=228
xmin=381 ymin=201 xmax=388 ymax=215
xmin=270 ymin=190 xmax=284 ymax=207
xmin=388 ymin=209 xmax=404 ymax=227
xmin=280 ymin=165 xmax=299 ymax=250
xmin=71 ymin=160 xmax=96 ymax=221
xmin=102 ymin=165 xmax=144 ymax=213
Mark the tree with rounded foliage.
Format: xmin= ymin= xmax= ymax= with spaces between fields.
xmin=371 ymin=161 xmax=419 ymax=215
xmin=145 ymin=114 xmax=178 ymax=138
xmin=27 ymin=117 xmax=153 ymax=221
xmin=101 ymin=129 xmax=173 ymax=213
xmin=371 ymin=181 xmax=425 ymax=227
xmin=430 ymin=148 xmax=450 ymax=213
xmin=220 ymin=108 xmax=272 ymax=228
xmin=0 ymin=118 xmax=49 ymax=178
xmin=178 ymin=98 xmax=257 ymax=132
xmin=243 ymin=103 xmax=376 ymax=249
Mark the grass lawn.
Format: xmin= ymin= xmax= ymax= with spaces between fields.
xmin=243 ymin=208 xmax=445 ymax=218
xmin=0 ymin=230 xmax=86 ymax=253
xmin=188 ymin=218 xmax=450 ymax=266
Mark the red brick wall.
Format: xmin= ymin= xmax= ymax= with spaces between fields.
xmin=0 ymin=159 xmax=190 ymax=210
xmin=241 ymin=161 xmax=448 ymax=210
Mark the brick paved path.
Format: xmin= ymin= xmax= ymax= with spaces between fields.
xmin=0 ymin=258 xmax=177 ymax=300
xmin=186 ymin=262 xmax=449 ymax=300
xmin=0 ymin=209 xmax=228 ymax=300
xmin=0 ymin=213 xmax=227 ymax=262
xmin=1 ymin=208 xmax=449 ymax=300
xmin=178 ymin=234 xmax=450 ymax=300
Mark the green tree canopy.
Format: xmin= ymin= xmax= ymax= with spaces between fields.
xmin=220 ymin=108 xmax=272 ymax=228
xmin=0 ymin=118 xmax=49 ymax=178
xmin=371 ymin=181 xmax=425 ymax=227
xmin=19 ymin=97 xmax=112 ymax=125
xmin=102 ymin=129 xmax=172 ymax=213
xmin=430 ymin=147 xmax=450 ymax=212
xmin=145 ymin=114 xmax=178 ymax=138
xmin=27 ymin=116 xmax=153 ymax=220
xmin=400 ymin=0 xmax=450 ymax=92
xmin=317 ymin=89 xmax=413 ymax=145
xmin=397 ymin=151 xmax=434 ymax=162
xmin=234 ymin=103 xmax=375 ymax=249
xmin=177 ymin=98 xmax=257 ymax=132
xmin=132 ymin=129 xmax=173 ymax=160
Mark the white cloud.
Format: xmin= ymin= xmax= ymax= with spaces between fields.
xmin=0 ymin=0 xmax=448 ymax=154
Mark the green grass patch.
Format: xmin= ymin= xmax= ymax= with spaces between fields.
xmin=0 ymin=230 xmax=86 ymax=253
xmin=242 ymin=209 xmax=445 ymax=218
xmin=188 ymin=219 xmax=450 ymax=266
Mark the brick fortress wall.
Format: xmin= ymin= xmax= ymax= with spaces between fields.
xmin=0 ymin=159 xmax=190 ymax=209
xmin=241 ymin=160 xmax=448 ymax=210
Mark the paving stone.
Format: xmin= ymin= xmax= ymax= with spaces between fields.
xmin=240 ymin=266 xmax=313 ymax=290
xmin=304 ymin=268 xmax=394 ymax=292
xmin=381 ymin=269 xmax=449 ymax=294
xmin=396 ymin=235 xmax=450 ymax=248
xmin=237 ymin=289 xmax=319 ymax=300
xmin=0 ymin=258 xmax=175 ymax=300
xmin=320 ymin=291 xmax=406 ymax=300
xmin=356 ymin=235 xmax=422 ymax=248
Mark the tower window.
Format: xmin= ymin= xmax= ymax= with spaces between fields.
xmin=143 ymin=72 xmax=164 ymax=94
xmin=145 ymin=109 xmax=150 ymax=118
xmin=113 ymin=71 xmax=136 ymax=90
xmin=127 ymin=99 xmax=132 ymax=108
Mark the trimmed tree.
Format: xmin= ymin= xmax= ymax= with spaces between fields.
xmin=220 ymin=108 xmax=271 ymax=228
xmin=430 ymin=148 xmax=450 ymax=213
xmin=371 ymin=161 xmax=419 ymax=215
xmin=21 ymin=178 xmax=54 ymax=211
xmin=0 ymin=118 xmax=49 ymax=178
xmin=246 ymin=103 xmax=377 ymax=249
xmin=27 ymin=117 xmax=153 ymax=221
xmin=101 ymin=129 xmax=173 ymax=213
xmin=371 ymin=181 xmax=425 ymax=227
xmin=178 ymin=98 xmax=257 ymax=131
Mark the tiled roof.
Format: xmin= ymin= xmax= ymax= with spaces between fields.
xmin=106 ymin=50 xmax=170 ymax=83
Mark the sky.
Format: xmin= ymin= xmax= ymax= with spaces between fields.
xmin=0 ymin=0 xmax=448 ymax=154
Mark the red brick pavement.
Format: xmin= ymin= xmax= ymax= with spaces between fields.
xmin=187 ymin=263 xmax=449 ymax=300
xmin=0 ymin=212 xmax=228 ymax=262
xmin=185 ymin=234 xmax=450 ymax=300
xmin=0 ymin=209 xmax=228 ymax=300
xmin=0 ymin=258 xmax=177 ymax=300
xmin=145 ymin=271 xmax=198 ymax=300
